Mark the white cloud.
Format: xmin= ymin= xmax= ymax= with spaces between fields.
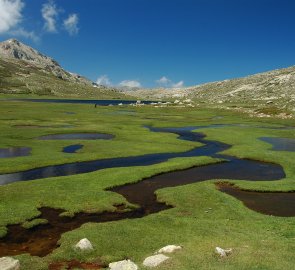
xmin=0 ymin=0 xmax=24 ymax=33
xmin=172 ymin=80 xmax=184 ymax=88
xmin=96 ymin=75 xmax=111 ymax=86
xmin=156 ymin=76 xmax=184 ymax=88
xmin=42 ymin=0 xmax=59 ymax=33
xmin=63 ymin=14 xmax=79 ymax=35
xmin=119 ymin=80 xmax=141 ymax=88
xmin=156 ymin=76 xmax=171 ymax=86
xmin=9 ymin=27 xmax=39 ymax=42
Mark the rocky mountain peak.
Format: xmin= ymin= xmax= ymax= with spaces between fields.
xmin=0 ymin=39 xmax=60 ymax=67
xmin=0 ymin=39 xmax=92 ymax=86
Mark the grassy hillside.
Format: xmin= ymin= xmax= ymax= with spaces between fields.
xmin=126 ymin=66 xmax=295 ymax=118
xmin=0 ymin=58 xmax=131 ymax=99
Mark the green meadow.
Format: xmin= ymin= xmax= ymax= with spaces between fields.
xmin=0 ymin=99 xmax=294 ymax=270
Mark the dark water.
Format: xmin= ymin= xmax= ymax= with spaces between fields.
xmin=218 ymin=183 xmax=295 ymax=217
xmin=260 ymin=137 xmax=295 ymax=151
xmin=0 ymin=125 xmax=288 ymax=257
xmin=49 ymin=259 xmax=105 ymax=270
xmin=0 ymin=127 xmax=230 ymax=185
xmin=0 ymin=147 xmax=31 ymax=158
xmin=63 ymin=144 xmax=84 ymax=153
xmin=38 ymin=133 xmax=114 ymax=140
xmin=10 ymin=99 xmax=156 ymax=106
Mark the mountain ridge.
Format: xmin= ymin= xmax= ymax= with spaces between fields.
xmin=0 ymin=39 xmax=130 ymax=99
xmin=125 ymin=65 xmax=295 ymax=117
xmin=0 ymin=39 xmax=93 ymax=86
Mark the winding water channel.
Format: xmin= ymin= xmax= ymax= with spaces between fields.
xmin=0 ymin=125 xmax=291 ymax=257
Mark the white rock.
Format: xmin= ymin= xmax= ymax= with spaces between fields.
xmin=109 ymin=259 xmax=138 ymax=270
xmin=215 ymin=247 xmax=232 ymax=257
xmin=118 ymin=103 xmax=123 ymax=106
xmin=174 ymin=99 xmax=180 ymax=104
xmin=0 ymin=257 xmax=20 ymax=270
xmin=143 ymin=254 xmax=170 ymax=267
xmin=157 ymin=245 xmax=182 ymax=254
xmin=184 ymin=99 xmax=192 ymax=103
xmin=75 ymin=238 xmax=93 ymax=251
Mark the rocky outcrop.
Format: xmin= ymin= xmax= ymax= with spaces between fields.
xmin=157 ymin=245 xmax=182 ymax=254
xmin=215 ymin=246 xmax=232 ymax=257
xmin=74 ymin=238 xmax=93 ymax=251
xmin=109 ymin=259 xmax=138 ymax=270
xmin=0 ymin=257 xmax=20 ymax=270
xmin=142 ymin=254 xmax=170 ymax=267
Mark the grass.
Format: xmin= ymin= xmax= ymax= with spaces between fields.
xmin=0 ymin=58 xmax=133 ymax=100
xmin=0 ymin=99 xmax=294 ymax=269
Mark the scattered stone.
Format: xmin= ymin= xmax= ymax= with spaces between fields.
xmin=174 ymin=99 xmax=180 ymax=104
xmin=215 ymin=247 xmax=232 ymax=257
xmin=143 ymin=254 xmax=170 ymax=267
xmin=109 ymin=259 xmax=138 ymax=270
xmin=172 ymin=94 xmax=182 ymax=98
xmin=157 ymin=245 xmax=182 ymax=254
xmin=184 ymin=99 xmax=192 ymax=103
xmin=0 ymin=257 xmax=20 ymax=270
xmin=75 ymin=238 xmax=93 ymax=251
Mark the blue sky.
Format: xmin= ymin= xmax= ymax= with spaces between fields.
xmin=1 ymin=0 xmax=295 ymax=88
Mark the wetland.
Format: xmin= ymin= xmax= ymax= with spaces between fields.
xmin=0 ymin=100 xmax=294 ymax=270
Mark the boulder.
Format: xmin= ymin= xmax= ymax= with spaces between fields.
xmin=75 ymin=238 xmax=93 ymax=251
xmin=157 ymin=245 xmax=182 ymax=254
xmin=0 ymin=257 xmax=20 ymax=270
xmin=109 ymin=259 xmax=138 ymax=270
xmin=143 ymin=254 xmax=170 ymax=267
xmin=184 ymin=99 xmax=192 ymax=103
xmin=215 ymin=247 xmax=232 ymax=257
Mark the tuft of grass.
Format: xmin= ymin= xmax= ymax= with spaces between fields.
xmin=22 ymin=219 xmax=48 ymax=229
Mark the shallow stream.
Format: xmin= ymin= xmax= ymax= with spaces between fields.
xmin=0 ymin=125 xmax=292 ymax=257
